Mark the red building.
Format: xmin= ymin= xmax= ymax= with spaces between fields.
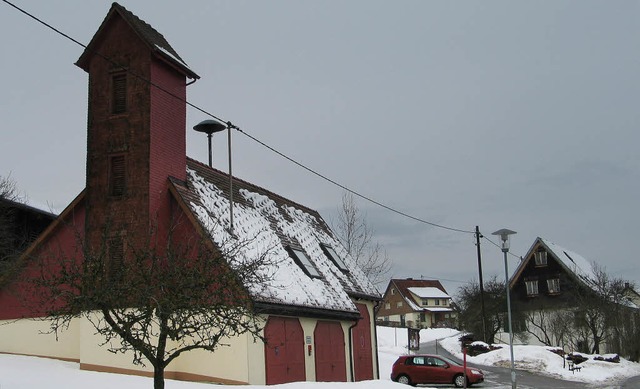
xmin=0 ymin=3 xmax=380 ymax=384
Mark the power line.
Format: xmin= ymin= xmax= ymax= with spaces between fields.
xmin=482 ymin=236 xmax=523 ymax=260
xmin=2 ymin=0 xmax=476 ymax=236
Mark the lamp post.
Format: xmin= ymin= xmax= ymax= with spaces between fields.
xmin=193 ymin=119 xmax=234 ymax=233
xmin=492 ymin=228 xmax=517 ymax=389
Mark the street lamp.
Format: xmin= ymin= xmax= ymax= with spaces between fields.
xmin=492 ymin=228 xmax=517 ymax=389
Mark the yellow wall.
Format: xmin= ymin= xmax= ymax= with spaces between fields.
xmin=0 ymin=317 xmax=80 ymax=361
xmin=0 ymin=303 xmax=380 ymax=384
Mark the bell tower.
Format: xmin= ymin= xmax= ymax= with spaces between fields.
xmin=75 ymin=3 xmax=199 ymax=252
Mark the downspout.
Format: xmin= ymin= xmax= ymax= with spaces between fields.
xmin=186 ymin=77 xmax=197 ymax=86
xmin=348 ymin=318 xmax=360 ymax=382
xmin=373 ymin=300 xmax=382 ymax=380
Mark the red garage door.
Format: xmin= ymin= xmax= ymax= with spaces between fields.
xmin=314 ymin=321 xmax=347 ymax=382
xmin=353 ymin=303 xmax=374 ymax=381
xmin=265 ymin=317 xmax=306 ymax=385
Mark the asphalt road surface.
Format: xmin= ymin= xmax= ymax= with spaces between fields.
xmin=415 ymin=339 xmax=631 ymax=389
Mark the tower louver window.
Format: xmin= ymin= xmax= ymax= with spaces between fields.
xmin=112 ymin=73 xmax=127 ymax=114
xmin=109 ymin=155 xmax=126 ymax=196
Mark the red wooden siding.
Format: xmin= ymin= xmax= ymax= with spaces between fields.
xmin=314 ymin=321 xmax=346 ymax=382
xmin=353 ymin=303 xmax=374 ymax=381
xmin=264 ymin=316 xmax=306 ymax=385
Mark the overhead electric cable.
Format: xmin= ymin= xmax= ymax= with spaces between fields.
xmin=2 ymin=0 xmax=476 ymax=236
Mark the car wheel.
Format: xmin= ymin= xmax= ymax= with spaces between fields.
xmin=454 ymin=374 xmax=467 ymax=388
xmin=397 ymin=374 xmax=412 ymax=386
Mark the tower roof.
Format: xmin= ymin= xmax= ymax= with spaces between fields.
xmin=76 ymin=2 xmax=199 ymax=80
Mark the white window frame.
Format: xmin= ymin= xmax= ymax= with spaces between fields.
xmin=525 ymin=280 xmax=539 ymax=296
xmin=534 ymin=251 xmax=548 ymax=266
xmin=547 ymin=278 xmax=561 ymax=294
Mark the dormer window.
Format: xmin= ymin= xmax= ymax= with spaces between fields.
xmin=288 ymin=246 xmax=321 ymax=278
xmin=534 ymin=251 xmax=548 ymax=266
xmin=320 ymin=244 xmax=348 ymax=272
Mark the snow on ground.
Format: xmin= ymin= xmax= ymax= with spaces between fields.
xmin=2 ymin=326 xmax=640 ymax=388
xmin=0 ymin=353 xmax=405 ymax=389
xmin=439 ymin=334 xmax=640 ymax=385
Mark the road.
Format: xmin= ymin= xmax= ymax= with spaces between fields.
xmin=417 ymin=339 xmax=626 ymax=389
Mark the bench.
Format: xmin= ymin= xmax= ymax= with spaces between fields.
xmin=567 ymin=361 xmax=582 ymax=373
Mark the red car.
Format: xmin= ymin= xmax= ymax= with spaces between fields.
xmin=391 ymin=354 xmax=484 ymax=387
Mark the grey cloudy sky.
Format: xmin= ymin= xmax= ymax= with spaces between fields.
xmin=1 ymin=1 xmax=639 ymax=294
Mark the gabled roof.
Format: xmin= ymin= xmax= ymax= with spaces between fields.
xmin=510 ymin=237 xmax=598 ymax=289
xmin=76 ymin=2 xmax=199 ymax=80
xmin=169 ymin=158 xmax=380 ymax=317
xmin=0 ymin=198 xmax=57 ymax=220
xmin=387 ymin=279 xmax=450 ymax=312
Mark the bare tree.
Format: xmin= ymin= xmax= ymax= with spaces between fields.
xmin=571 ymin=264 xmax=635 ymax=355
xmin=332 ymin=192 xmax=391 ymax=287
xmin=26 ymin=218 xmax=277 ymax=389
xmin=456 ymin=276 xmax=525 ymax=344
xmin=0 ymin=175 xmax=23 ymax=270
xmin=523 ymin=307 xmax=572 ymax=348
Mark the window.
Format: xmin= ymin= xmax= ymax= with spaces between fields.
xmin=385 ymin=302 xmax=390 ymax=310
xmin=435 ymin=299 xmax=440 ymax=306
xmin=288 ymin=247 xmax=321 ymax=278
xmin=419 ymin=312 xmax=426 ymax=322
xmin=391 ymin=288 xmax=395 ymax=295
xmin=107 ymin=235 xmax=124 ymax=282
xmin=396 ymin=301 xmax=403 ymax=308
xmin=534 ymin=251 xmax=548 ymax=266
xmin=422 ymin=299 xmax=428 ymax=306
xmin=111 ymin=73 xmax=127 ymax=114
xmin=547 ymin=278 xmax=561 ymax=294
xmin=109 ymin=155 xmax=126 ymax=197
xmin=525 ymin=280 xmax=539 ymax=296
xmin=320 ymin=244 xmax=348 ymax=272
xmin=412 ymin=356 xmax=425 ymax=365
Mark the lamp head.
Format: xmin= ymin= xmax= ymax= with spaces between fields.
xmin=492 ymin=228 xmax=517 ymax=252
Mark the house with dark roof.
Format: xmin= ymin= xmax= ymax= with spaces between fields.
xmin=0 ymin=198 xmax=56 ymax=267
xmin=0 ymin=3 xmax=380 ymax=385
xmin=377 ymin=278 xmax=456 ymax=329
xmin=506 ymin=237 xmax=639 ymax=356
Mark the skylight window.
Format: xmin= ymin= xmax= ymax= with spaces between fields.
xmin=288 ymin=247 xmax=321 ymax=278
xmin=321 ymin=244 xmax=349 ymax=272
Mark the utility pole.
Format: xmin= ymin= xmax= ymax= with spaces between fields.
xmin=476 ymin=226 xmax=487 ymax=343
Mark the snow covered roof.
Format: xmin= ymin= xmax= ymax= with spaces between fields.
xmin=171 ymin=159 xmax=380 ymax=317
xmin=384 ymin=279 xmax=452 ymax=313
xmin=539 ymin=238 xmax=598 ymax=286
xmin=423 ymin=307 xmax=453 ymax=313
xmin=407 ymin=287 xmax=451 ymax=299
xmin=512 ymin=238 xmax=638 ymax=309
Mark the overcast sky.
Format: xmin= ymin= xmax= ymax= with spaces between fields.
xmin=1 ymin=1 xmax=638 ymax=294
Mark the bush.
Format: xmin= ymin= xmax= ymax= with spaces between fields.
xmin=566 ymin=353 xmax=588 ymax=365
xmin=594 ymin=354 xmax=620 ymax=363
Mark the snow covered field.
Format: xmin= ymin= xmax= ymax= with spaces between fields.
xmin=1 ymin=326 xmax=640 ymax=388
